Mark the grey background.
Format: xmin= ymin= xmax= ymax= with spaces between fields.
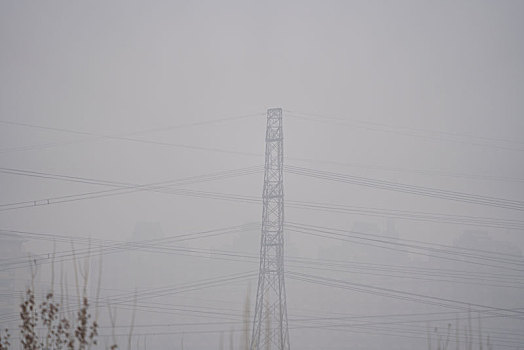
xmin=1 ymin=1 xmax=523 ymax=349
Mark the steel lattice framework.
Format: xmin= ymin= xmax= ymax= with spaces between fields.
xmin=250 ymin=108 xmax=290 ymax=350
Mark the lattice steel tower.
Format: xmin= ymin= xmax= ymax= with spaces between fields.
xmin=251 ymin=108 xmax=290 ymax=350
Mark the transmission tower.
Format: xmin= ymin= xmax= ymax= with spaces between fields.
xmin=250 ymin=108 xmax=290 ymax=350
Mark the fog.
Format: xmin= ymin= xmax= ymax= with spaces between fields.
xmin=1 ymin=1 xmax=523 ymax=349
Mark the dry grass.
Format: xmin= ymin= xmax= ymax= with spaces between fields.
xmin=0 ymin=252 xmax=117 ymax=350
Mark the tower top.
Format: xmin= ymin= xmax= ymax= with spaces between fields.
xmin=267 ymin=107 xmax=282 ymax=114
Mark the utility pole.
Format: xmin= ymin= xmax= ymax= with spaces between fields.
xmin=250 ymin=108 xmax=290 ymax=350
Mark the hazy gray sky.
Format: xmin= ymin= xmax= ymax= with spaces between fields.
xmin=1 ymin=1 xmax=523 ymax=349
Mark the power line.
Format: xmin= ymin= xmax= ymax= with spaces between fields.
xmin=0 ymin=166 xmax=263 ymax=212
xmin=3 ymin=223 xmax=524 ymax=287
xmin=3 ymin=216 xmax=524 ymax=276
xmin=2 ymin=166 xmax=523 ymax=232
xmin=287 ymin=271 xmax=524 ymax=318
xmin=286 ymin=165 xmax=524 ymax=211
xmin=286 ymin=224 xmax=524 ymax=272
xmin=0 ymin=269 xmax=258 ymax=323
xmin=3 ymin=116 xmax=521 ymax=185
xmin=0 ymin=223 xmax=261 ymax=272
xmin=287 ymin=222 xmax=524 ymax=262
xmin=285 ymin=199 xmax=524 ymax=230
xmin=285 ymin=110 xmax=524 ymax=152
xmin=0 ymin=112 xmax=264 ymax=154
